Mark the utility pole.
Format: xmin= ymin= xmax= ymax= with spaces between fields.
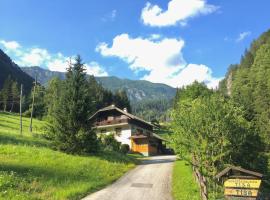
xmin=29 ymin=75 xmax=37 ymax=133
xmin=20 ymin=84 xmax=23 ymax=135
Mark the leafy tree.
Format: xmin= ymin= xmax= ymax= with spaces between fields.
xmin=171 ymin=82 xmax=266 ymax=197
xmin=48 ymin=56 xmax=97 ymax=154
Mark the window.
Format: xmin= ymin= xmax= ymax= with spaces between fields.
xmin=107 ymin=116 xmax=114 ymax=121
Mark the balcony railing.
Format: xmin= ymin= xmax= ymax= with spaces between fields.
xmin=94 ymin=118 xmax=129 ymax=127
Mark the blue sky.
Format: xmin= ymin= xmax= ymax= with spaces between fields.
xmin=0 ymin=0 xmax=270 ymax=88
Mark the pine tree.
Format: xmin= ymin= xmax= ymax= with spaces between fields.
xmin=10 ymin=80 xmax=20 ymax=112
xmin=87 ymin=75 xmax=104 ymax=110
xmin=48 ymin=55 xmax=97 ymax=154
xmin=113 ymin=90 xmax=131 ymax=112
xmin=250 ymin=43 xmax=270 ymax=148
xmin=1 ymin=76 xmax=12 ymax=112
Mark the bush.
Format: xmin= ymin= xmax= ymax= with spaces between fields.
xmin=101 ymin=133 xmax=121 ymax=152
xmin=120 ymin=144 xmax=130 ymax=154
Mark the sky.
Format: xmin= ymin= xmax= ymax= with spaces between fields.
xmin=0 ymin=0 xmax=270 ymax=88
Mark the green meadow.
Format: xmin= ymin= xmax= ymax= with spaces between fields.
xmin=0 ymin=112 xmax=136 ymax=200
xmin=172 ymin=160 xmax=200 ymax=200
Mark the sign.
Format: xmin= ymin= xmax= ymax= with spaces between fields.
xmin=216 ymin=166 xmax=263 ymax=199
xmin=224 ymin=179 xmax=261 ymax=189
xmin=225 ymin=188 xmax=258 ymax=197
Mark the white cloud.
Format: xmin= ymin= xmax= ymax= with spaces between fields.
xmin=0 ymin=40 xmax=21 ymax=50
xmin=85 ymin=62 xmax=108 ymax=76
xmin=18 ymin=48 xmax=51 ymax=66
xmin=0 ymin=39 xmax=108 ymax=77
xmin=141 ymin=0 xmax=218 ymax=27
xmin=236 ymin=31 xmax=251 ymax=42
xmin=96 ymin=34 xmax=185 ymax=72
xmin=96 ymin=34 xmax=221 ymax=88
xmin=47 ymin=54 xmax=68 ymax=72
xmin=101 ymin=9 xmax=117 ymax=22
xmin=111 ymin=10 xmax=117 ymax=19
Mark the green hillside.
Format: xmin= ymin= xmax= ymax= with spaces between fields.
xmin=0 ymin=112 xmax=135 ymax=200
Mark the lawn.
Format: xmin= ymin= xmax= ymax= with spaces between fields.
xmin=172 ymin=159 xmax=200 ymax=200
xmin=0 ymin=112 xmax=136 ymax=200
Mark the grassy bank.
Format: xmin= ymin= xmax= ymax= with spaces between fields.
xmin=172 ymin=160 xmax=200 ymax=200
xmin=0 ymin=112 xmax=136 ymax=200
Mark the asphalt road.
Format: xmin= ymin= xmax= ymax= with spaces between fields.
xmin=82 ymin=155 xmax=176 ymax=200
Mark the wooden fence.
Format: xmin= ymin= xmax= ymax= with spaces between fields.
xmin=193 ymin=165 xmax=208 ymax=200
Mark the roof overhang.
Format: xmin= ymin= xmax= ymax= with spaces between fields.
xmin=89 ymin=105 xmax=155 ymax=128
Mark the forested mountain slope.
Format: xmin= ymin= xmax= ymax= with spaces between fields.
xmin=0 ymin=49 xmax=34 ymax=94
xmin=219 ymin=29 xmax=270 ymax=148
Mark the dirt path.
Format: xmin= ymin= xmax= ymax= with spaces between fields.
xmin=82 ymin=155 xmax=176 ymax=200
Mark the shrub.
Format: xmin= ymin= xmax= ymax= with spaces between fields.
xmin=101 ymin=133 xmax=121 ymax=152
xmin=120 ymin=144 xmax=130 ymax=154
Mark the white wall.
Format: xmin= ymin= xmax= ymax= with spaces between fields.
xmin=115 ymin=128 xmax=132 ymax=147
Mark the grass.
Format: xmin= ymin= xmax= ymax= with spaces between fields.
xmin=0 ymin=112 xmax=136 ymax=200
xmin=172 ymin=159 xmax=200 ymax=200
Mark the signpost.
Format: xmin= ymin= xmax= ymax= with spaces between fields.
xmin=215 ymin=166 xmax=263 ymax=200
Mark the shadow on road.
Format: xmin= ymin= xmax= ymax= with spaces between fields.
xmin=140 ymin=156 xmax=176 ymax=165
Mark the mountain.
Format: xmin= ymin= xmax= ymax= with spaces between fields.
xmin=21 ymin=66 xmax=176 ymax=102
xmin=0 ymin=49 xmax=34 ymax=94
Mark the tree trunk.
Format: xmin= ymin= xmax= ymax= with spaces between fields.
xmin=10 ymin=101 xmax=14 ymax=112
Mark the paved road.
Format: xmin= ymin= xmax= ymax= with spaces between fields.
xmin=82 ymin=155 xmax=176 ymax=200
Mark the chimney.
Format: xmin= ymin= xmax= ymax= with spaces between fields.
xmin=123 ymin=108 xmax=128 ymax=112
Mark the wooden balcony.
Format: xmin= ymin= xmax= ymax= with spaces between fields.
xmin=94 ymin=118 xmax=129 ymax=127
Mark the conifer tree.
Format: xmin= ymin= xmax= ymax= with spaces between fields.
xmin=10 ymin=80 xmax=20 ymax=112
xmin=1 ymin=76 xmax=12 ymax=112
xmin=48 ymin=55 xmax=97 ymax=154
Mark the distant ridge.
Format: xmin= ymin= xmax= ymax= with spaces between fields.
xmin=21 ymin=66 xmax=176 ymax=102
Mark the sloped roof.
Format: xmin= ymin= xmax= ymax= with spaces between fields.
xmin=89 ymin=105 xmax=155 ymax=128
xmin=152 ymin=133 xmax=168 ymax=142
xmin=215 ymin=166 xmax=263 ymax=180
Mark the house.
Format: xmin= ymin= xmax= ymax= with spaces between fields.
xmin=89 ymin=105 xmax=166 ymax=156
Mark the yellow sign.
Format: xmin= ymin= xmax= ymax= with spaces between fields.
xmin=225 ymin=188 xmax=258 ymax=197
xmin=224 ymin=179 xmax=261 ymax=188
